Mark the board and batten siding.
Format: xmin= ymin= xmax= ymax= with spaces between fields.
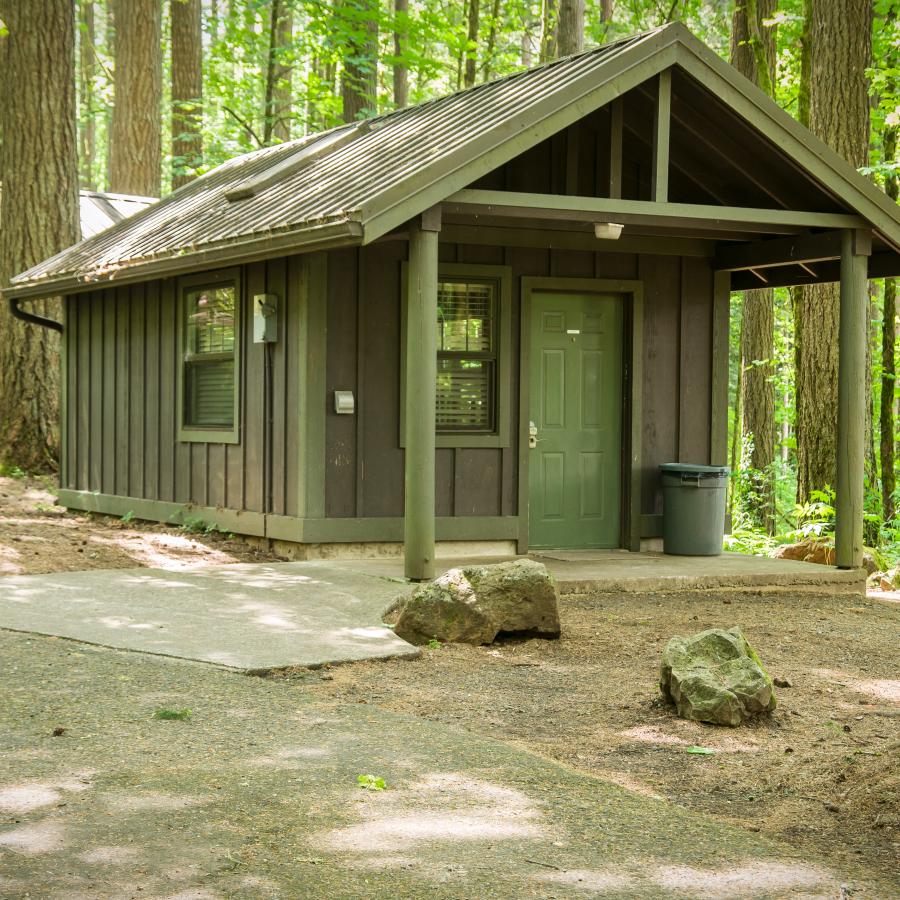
xmin=60 ymin=256 xmax=310 ymax=528
xmin=324 ymin=241 xmax=716 ymax=533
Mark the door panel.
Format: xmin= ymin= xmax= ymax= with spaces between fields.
xmin=528 ymin=292 xmax=623 ymax=549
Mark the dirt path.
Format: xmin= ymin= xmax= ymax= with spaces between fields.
xmin=1 ymin=474 xmax=897 ymax=894
xmin=0 ymin=474 xmax=279 ymax=574
xmin=294 ymin=590 xmax=899 ymax=893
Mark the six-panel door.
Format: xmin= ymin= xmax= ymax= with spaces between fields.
xmin=528 ymin=292 xmax=623 ymax=549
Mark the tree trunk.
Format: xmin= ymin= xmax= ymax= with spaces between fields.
xmin=263 ymin=0 xmax=293 ymax=144
xmin=730 ymin=0 xmax=777 ymax=531
xmin=481 ymin=0 xmax=501 ymax=80
xmin=539 ymin=0 xmax=557 ymax=62
xmin=464 ymin=0 xmax=479 ymax=88
xmin=393 ymin=0 xmax=409 ymax=108
xmin=0 ymin=0 xmax=80 ymax=472
xmin=557 ymin=0 xmax=584 ymax=56
xmin=795 ymin=0 xmax=871 ymax=503
xmin=882 ymin=124 xmax=898 ymax=522
xmin=600 ymin=0 xmax=614 ymax=22
xmin=340 ymin=0 xmax=379 ymax=124
xmin=78 ymin=0 xmax=96 ymax=190
xmin=109 ymin=0 xmax=162 ymax=197
xmin=171 ymin=0 xmax=203 ymax=189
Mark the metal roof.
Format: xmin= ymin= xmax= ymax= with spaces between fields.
xmin=9 ymin=22 xmax=900 ymax=299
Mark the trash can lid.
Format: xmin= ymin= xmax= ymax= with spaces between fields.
xmin=660 ymin=462 xmax=730 ymax=475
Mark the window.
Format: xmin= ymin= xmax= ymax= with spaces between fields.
xmin=436 ymin=280 xmax=497 ymax=432
xmin=401 ymin=262 xmax=511 ymax=449
xmin=178 ymin=269 xmax=240 ymax=443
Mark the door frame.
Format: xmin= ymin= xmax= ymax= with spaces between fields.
xmin=517 ymin=276 xmax=644 ymax=554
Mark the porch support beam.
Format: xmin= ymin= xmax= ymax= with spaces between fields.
xmin=713 ymin=230 xmax=845 ymax=272
xmin=404 ymin=208 xmax=441 ymax=581
xmin=444 ymin=189 xmax=866 ymax=235
xmin=652 ymin=70 xmax=672 ymax=202
xmin=835 ymin=229 xmax=871 ymax=569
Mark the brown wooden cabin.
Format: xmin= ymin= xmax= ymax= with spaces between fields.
xmin=8 ymin=24 xmax=900 ymax=580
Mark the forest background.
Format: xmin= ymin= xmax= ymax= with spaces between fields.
xmin=0 ymin=0 xmax=898 ymax=563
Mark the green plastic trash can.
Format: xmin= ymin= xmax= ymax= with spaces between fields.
xmin=660 ymin=463 xmax=729 ymax=556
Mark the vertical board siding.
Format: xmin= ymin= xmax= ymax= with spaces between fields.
xmin=325 ymin=248 xmax=359 ymax=517
xmin=62 ymin=232 xmax=716 ymax=541
xmin=639 ymin=254 xmax=681 ymax=515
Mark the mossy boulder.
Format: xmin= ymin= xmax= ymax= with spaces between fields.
xmin=392 ymin=559 xmax=561 ymax=646
xmin=660 ymin=627 xmax=776 ymax=726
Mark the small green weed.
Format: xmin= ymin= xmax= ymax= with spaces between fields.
xmin=356 ymin=774 xmax=386 ymax=791
xmin=425 ymin=637 xmax=442 ymax=650
xmin=181 ymin=516 xmax=223 ymax=535
xmin=0 ymin=463 xmax=28 ymax=479
xmin=121 ymin=510 xmax=135 ymax=524
xmin=153 ymin=708 xmax=191 ymax=721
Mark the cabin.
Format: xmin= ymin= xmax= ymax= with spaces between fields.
xmin=8 ymin=23 xmax=900 ymax=581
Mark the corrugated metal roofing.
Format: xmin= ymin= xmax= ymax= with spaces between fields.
xmin=9 ymin=29 xmax=658 ymax=293
xmin=9 ymin=21 xmax=900 ymax=298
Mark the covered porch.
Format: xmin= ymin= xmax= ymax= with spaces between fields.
xmin=398 ymin=47 xmax=898 ymax=580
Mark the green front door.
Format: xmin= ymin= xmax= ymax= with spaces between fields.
xmin=528 ymin=292 xmax=623 ymax=549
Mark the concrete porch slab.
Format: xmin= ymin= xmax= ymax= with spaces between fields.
xmin=324 ymin=550 xmax=866 ymax=595
xmin=0 ymin=562 xmax=418 ymax=671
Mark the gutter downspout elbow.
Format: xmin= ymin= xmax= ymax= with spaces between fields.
xmin=8 ymin=296 xmax=63 ymax=332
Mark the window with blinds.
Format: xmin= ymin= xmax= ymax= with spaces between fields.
xmin=183 ymin=282 xmax=237 ymax=429
xmin=436 ymin=279 xmax=497 ymax=431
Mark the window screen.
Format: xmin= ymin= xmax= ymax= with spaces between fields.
xmin=183 ymin=283 xmax=237 ymax=428
xmin=436 ymin=280 xmax=497 ymax=431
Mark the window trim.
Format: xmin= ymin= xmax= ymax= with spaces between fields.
xmin=176 ymin=267 xmax=241 ymax=444
xmin=400 ymin=262 xmax=512 ymax=449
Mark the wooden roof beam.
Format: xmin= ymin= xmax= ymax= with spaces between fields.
xmin=652 ymin=70 xmax=671 ymax=203
xmin=443 ymin=189 xmax=867 ymax=235
xmin=713 ymin=230 xmax=846 ymax=271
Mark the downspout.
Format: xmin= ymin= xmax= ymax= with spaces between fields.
xmin=8 ymin=296 xmax=63 ymax=332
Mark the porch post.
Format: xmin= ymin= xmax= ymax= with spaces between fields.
xmin=404 ymin=209 xmax=440 ymax=581
xmin=835 ymin=229 xmax=870 ymax=569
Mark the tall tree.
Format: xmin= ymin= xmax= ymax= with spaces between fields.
xmin=340 ymin=0 xmax=379 ymax=123
xmin=171 ymin=0 xmax=203 ymax=189
xmin=557 ymin=0 xmax=584 ymax=56
xmin=882 ymin=124 xmax=898 ymax=523
xmin=263 ymin=0 xmax=293 ymax=143
xmin=393 ymin=0 xmax=409 ymax=108
xmin=0 ymin=0 xmax=80 ymax=471
xmin=464 ymin=0 xmax=480 ymax=88
xmin=539 ymin=0 xmax=557 ymax=62
xmin=731 ymin=0 xmax=777 ymax=532
xmin=109 ymin=0 xmax=162 ymax=196
xmin=794 ymin=0 xmax=872 ymax=502
xmin=78 ymin=0 xmax=96 ymax=190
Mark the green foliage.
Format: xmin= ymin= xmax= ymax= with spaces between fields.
xmin=425 ymin=637 xmax=442 ymax=650
xmin=0 ymin=463 xmax=28 ymax=479
xmin=120 ymin=510 xmax=135 ymax=524
xmin=153 ymin=708 xmax=191 ymax=721
xmin=356 ymin=773 xmax=387 ymax=791
xmin=181 ymin=516 xmax=226 ymax=536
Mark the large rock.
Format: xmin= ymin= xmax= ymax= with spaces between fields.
xmin=660 ymin=627 xmax=776 ymax=727
xmin=392 ymin=559 xmax=561 ymax=646
xmin=774 ymin=540 xmax=877 ymax=575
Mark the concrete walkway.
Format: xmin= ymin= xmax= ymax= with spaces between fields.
xmin=0 ymin=562 xmax=418 ymax=671
xmin=0 ymin=627 xmax=864 ymax=899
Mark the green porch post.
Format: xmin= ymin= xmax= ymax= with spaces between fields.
xmin=835 ymin=229 xmax=871 ymax=569
xmin=404 ymin=210 xmax=440 ymax=581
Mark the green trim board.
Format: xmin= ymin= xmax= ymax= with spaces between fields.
xmin=710 ymin=271 xmax=730 ymax=467
xmin=445 ymin=190 xmax=866 ymax=234
xmin=517 ymin=276 xmax=644 ymax=554
xmin=57 ymin=489 xmax=267 ymax=536
xmin=176 ymin=267 xmax=241 ymax=445
xmin=57 ymin=489 xmax=516 ymax=543
xmin=400 ymin=261 xmax=513 ymax=449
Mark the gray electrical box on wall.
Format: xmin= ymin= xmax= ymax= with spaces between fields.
xmin=253 ymin=294 xmax=278 ymax=343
